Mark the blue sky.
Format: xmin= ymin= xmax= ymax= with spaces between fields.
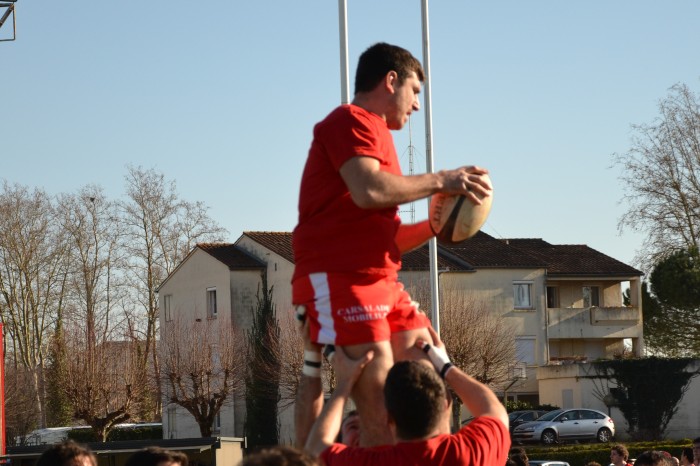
xmin=3 ymin=1 xmax=700 ymax=268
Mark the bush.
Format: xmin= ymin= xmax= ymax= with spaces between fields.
xmin=67 ymin=424 xmax=162 ymax=442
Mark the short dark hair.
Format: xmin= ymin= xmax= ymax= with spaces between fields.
xmin=682 ymin=447 xmax=694 ymax=463
xmin=36 ymin=440 xmax=96 ymax=466
xmin=354 ymin=42 xmax=424 ymax=94
xmin=508 ymin=447 xmax=529 ymax=466
xmin=239 ymin=446 xmax=319 ymax=466
xmin=126 ymin=446 xmax=188 ymax=466
xmin=585 ymin=462 xmax=603 ymax=466
xmin=384 ymin=360 xmax=445 ymax=440
xmin=635 ymin=451 xmax=674 ymax=466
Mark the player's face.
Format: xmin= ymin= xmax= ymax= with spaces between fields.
xmin=387 ymin=71 xmax=421 ymax=130
xmin=340 ymin=414 xmax=360 ymax=447
xmin=610 ymin=450 xmax=622 ymax=465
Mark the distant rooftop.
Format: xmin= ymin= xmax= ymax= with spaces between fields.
xmin=196 ymin=231 xmax=642 ymax=277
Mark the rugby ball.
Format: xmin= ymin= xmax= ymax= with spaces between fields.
xmin=429 ymin=176 xmax=493 ymax=245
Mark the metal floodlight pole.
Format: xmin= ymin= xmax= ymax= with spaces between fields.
xmin=420 ymin=0 xmax=441 ymax=334
xmin=338 ymin=0 xmax=350 ymax=104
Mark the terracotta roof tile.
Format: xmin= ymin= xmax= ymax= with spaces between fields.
xmin=504 ymin=238 xmax=642 ymax=276
xmin=400 ymin=244 xmax=475 ymax=272
xmin=439 ymin=232 xmax=547 ymax=268
xmin=233 ymin=231 xmax=641 ymax=277
xmin=197 ymin=243 xmax=266 ymax=270
xmin=242 ymin=231 xmax=295 ymax=263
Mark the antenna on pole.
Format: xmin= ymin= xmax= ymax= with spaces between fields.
xmin=0 ymin=0 xmax=16 ymax=42
xmin=400 ymin=118 xmax=417 ymax=223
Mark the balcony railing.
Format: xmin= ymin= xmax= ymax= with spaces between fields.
xmin=547 ymin=306 xmax=641 ymax=339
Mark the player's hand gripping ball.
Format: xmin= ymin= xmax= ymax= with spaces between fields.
xmin=429 ymin=174 xmax=493 ymax=245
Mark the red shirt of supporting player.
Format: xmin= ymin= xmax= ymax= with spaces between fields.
xmin=320 ymin=416 xmax=510 ymax=466
xmin=292 ymin=104 xmax=402 ymax=281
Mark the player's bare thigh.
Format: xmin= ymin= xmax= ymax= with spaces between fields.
xmin=341 ymin=340 xmax=394 ymax=447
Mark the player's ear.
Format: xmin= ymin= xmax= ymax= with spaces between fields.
xmin=384 ymin=71 xmax=398 ymax=93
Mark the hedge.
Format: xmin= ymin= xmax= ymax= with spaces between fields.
xmin=523 ymin=439 xmax=693 ymax=466
xmin=67 ymin=424 xmax=163 ymax=442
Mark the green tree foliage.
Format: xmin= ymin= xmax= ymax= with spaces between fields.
xmin=244 ymin=276 xmax=280 ymax=449
xmin=593 ymin=357 xmax=698 ymax=440
xmin=651 ymin=247 xmax=700 ymax=308
xmin=644 ymin=248 xmax=700 ymax=356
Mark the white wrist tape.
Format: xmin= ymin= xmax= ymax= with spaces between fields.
xmin=420 ymin=342 xmax=453 ymax=379
xmin=303 ymin=350 xmax=322 ymax=377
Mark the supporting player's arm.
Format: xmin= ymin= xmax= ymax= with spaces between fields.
xmin=418 ymin=326 xmax=508 ymax=429
xmin=305 ymin=347 xmax=374 ymax=457
xmin=339 ymin=156 xmax=490 ymax=209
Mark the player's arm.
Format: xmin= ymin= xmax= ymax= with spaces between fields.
xmin=418 ymin=326 xmax=508 ymax=429
xmin=339 ymin=156 xmax=490 ymax=209
xmin=305 ymin=347 xmax=374 ymax=457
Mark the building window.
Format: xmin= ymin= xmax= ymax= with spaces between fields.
xmin=582 ymin=286 xmax=600 ymax=308
xmin=546 ymin=286 xmax=559 ymax=308
xmin=513 ymin=282 xmax=533 ymax=309
xmin=163 ymin=294 xmax=173 ymax=322
xmin=214 ymin=411 xmax=222 ymax=433
xmin=515 ymin=336 xmax=536 ymax=366
xmin=167 ymin=405 xmax=177 ymax=439
xmin=207 ymin=288 xmax=218 ymax=318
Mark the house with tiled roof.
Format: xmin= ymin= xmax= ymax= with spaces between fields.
xmin=157 ymin=230 xmax=647 ymax=440
xmin=397 ymin=232 xmax=645 ymax=407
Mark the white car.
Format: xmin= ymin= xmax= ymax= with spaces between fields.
xmin=528 ymin=461 xmax=571 ymax=466
xmin=512 ymin=408 xmax=615 ymax=445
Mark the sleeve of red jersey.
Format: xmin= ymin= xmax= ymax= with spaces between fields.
xmin=324 ymin=110 xmax=386 ymax=171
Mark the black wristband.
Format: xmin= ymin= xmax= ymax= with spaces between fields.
xmin=440 ymin=362 xmax=453 ymax=379
xmin=304 ymin=360 xmax=321 ymax=369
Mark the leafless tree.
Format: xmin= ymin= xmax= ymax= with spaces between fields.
xmin=409 ymin=284 xmax=516 ymax=427
xmin=61 ymin=323 xmax=145 ymax=441
xmin=0 ymin=182 xmax=69 ymax=428
xmin=120 ymin=166 xmax=227 ymax=416
xmin=4 ymin=361 xmax=40 ymax=446
xmin=54 ymin=187 xmax=145 ymax=441
xmin=160 ymin=317 xmax=245 ymax=437
xmin=57 ymin=187 xmax=126 ymax=363
xmin=614 ymin=82 xmax=700 ymax=271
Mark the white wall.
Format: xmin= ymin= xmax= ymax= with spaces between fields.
xmin=537 ymin=360 xmax=700 ymax=440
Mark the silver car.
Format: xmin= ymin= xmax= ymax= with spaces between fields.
xmin=529 ymin=462 xmax=571 ymax=466
xmin=512 ymin=408 xmax=615 ymax=445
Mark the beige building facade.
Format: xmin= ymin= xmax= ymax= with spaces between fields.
xmin=158 ymin=231 xmax=672 ymax=441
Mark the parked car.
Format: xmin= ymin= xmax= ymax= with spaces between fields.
xmin=508 ymin=410 xmax=549 ymax=433
xmin=528 ymin=461 xmax=571 ymax=466
xmin=511 ymin=408 xmax=615 ymax=445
